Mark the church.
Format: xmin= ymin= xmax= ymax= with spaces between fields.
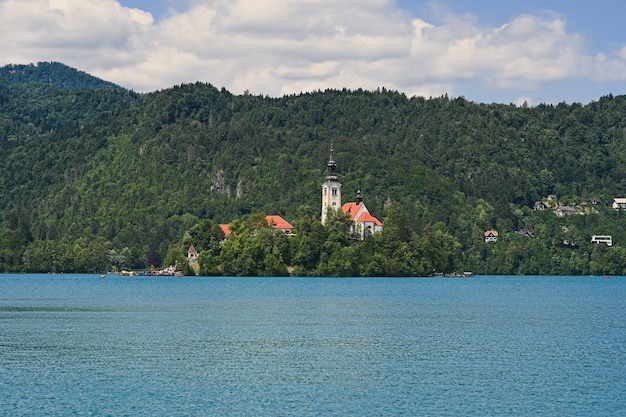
xmin=321 ymin=146 xmax=384 ymax=238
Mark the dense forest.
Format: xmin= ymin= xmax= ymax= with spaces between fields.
xmin=1 ymin=61 xmax=626 ymax=276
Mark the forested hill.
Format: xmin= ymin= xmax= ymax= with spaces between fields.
xmin=1 ymin=63 xmax=626 ymax=275
xmin=0 ymin=62 xmax=124 ymax=90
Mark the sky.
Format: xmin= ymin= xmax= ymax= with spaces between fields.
xmin=1 ymin=0 xmax=625 ymax=105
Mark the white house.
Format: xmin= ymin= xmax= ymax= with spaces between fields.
xmin=484 ymin=230 xmax=498 ymax=243
xmin=555 ymin=206 xmax=578 ymax=217
xmin=612 ymin=198 xmax=626 ymax=210
xmin=591 ymin=235 xmax=613 ymax=246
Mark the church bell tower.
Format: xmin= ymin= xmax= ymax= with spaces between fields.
xmin=321 ymin=145 xmax=342 ymax=224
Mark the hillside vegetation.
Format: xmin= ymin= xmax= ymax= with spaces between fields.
xmin=1 ymin=62 xmax=626 ymax=275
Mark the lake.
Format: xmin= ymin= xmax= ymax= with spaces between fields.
xmin=1 ymin=274 xmax=625 ymax=416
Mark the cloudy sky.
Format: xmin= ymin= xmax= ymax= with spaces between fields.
xmin=1 ymin=0 xmax=625 ymax=105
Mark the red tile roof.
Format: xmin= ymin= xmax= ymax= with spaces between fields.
xmin=266 ymin=215 xmax=293 ymax=230
xmin=219 ymin=216 xmax=293 ymax=237
xmin=341 ymin=202 xmax=362 ymax=220
xmin=343 ymin=202 xmax=383 ymax=226
xmin=219 ymin=224 xmax=232 ymax=236
xmin=356 ymin=211 xmax=383 ymax=226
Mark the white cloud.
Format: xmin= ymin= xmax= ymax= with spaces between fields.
xmin=1 ymin=0 xmax=626 ymax=102
xmin=0 ymin=0 xmax=153 ymax=69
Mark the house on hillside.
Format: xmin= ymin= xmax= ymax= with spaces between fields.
xmin=591 ymin=235 xmax=613 ymax=246
xmin=516 ymin=228 xmax=535 ymax=237
xmin=342 ymin=190 xmax=384 ymax=239
xmin=219 ymin=224 xmax=232 ymax=238
xmin=533 ymin=201 xmax=546 ymax=211
xmin=555 ymin=205 xmax=578 ymax=217
xmin=612 ymin=198 xmax=626 ymax=210
xmin=484 ymin=230 xmax=498 ymax=243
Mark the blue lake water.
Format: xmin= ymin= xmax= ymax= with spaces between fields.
xmin=1 ymin=274 xmax=625 ymax=416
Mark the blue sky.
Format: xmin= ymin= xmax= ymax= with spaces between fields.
xmin=1 ymin=0 xmax=625 ymax=105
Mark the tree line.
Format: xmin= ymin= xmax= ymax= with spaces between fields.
xmin=1 ymin=63 xmax=626 ymax=275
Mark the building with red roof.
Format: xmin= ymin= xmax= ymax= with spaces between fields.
xmin=320 ymin=146 xmax=383 ymax=239
xmin=484 ymin=229 xmax=498 ymax=243
xmin=265 ymin=215 xmax=295 ymax=235
xmin=342 ymin=190 xmax=384 ymax=239
xmin=219 ymin=223 xmax=232 ymax=237
xmin=219 ymin=215 xmax=294 ymax=239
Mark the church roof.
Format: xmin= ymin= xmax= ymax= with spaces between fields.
xmin=341 ymin=202 xmax=363 ymax=220
xmin=355 ymin=211 xmax=383 ymax=226
xmin=342 ymin=201 xmax=383 ymax=226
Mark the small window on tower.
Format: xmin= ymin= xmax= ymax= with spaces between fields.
xmin=332 ymin=188 xmax=337 ymax=196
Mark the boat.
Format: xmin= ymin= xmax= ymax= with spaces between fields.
xmin=120 ymin=266 xmax=182 ymax=277
xmin=441 ymin=272 xmax=474 ymax=278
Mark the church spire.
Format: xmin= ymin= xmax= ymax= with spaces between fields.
xmin=326 ymin=145 xmax=337 ymax=181
xmin=321 ymin=144 xmax=342 ymax=224
xmin=355 ymin=189 xmax=363 ymax=204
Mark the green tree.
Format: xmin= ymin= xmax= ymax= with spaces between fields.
xmin=291 ymin=205 xmax=327 ymax=272
xmin=162 ymin=247 xmax=187 ymax=271
xmin=220 ymin=215 xmax=290 ymax=276
xmin=181 ymin=219 xmax=225 ymax=255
